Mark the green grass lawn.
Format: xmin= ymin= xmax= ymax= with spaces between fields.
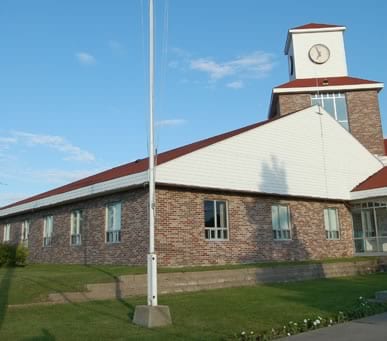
xmin=0 ymin=256 xmax=377 ymax=305
xmin=0 ymin=272 xmax=386 ymax=340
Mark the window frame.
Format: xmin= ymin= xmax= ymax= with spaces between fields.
xmin=311 ymin=92 xmax=349 ymax=130
xmin=21 ymin=220 xmax=30 ymax=246
xmin=203 ymin=199 xmax=229 ymax=241
xmin=272 ymin=204 xmax=292 ymax=241
xmin=324 ymin=208 xmax=341 ymax=240
xmin=43 ymin=215 xmax=54 ymax=247
xmin=70 ymin=209 xmax=83 ymax=246
xmin=105 ymin=202 xmax=122 ymax=244
xmin=3 ymin=224 xmax=11 ymax=242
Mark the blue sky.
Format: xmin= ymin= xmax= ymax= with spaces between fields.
xmin=1 ymin=0 xmax=386 ymax=206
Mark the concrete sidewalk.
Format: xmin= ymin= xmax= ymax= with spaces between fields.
xmin=279 ymin=313 xmax=387 ymax=341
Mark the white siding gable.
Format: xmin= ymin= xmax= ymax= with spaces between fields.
xmin=156 ymin=106 xmax=382 ymax=200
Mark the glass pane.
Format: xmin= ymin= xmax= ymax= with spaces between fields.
xmin=210 ymin=230 xmax=215 ymax=239
xmin=279 ymin=206 xmax=289 ymax=231
xmin=335 ymin=97 xmax=348 ymax=121
xmin=339 ymin=121 xmax=349 ymax=130
xmin=311 ymin=97 xmax=323 ymax=106
xmin=216 ymin=201 xmax=227 ymax=228
xmin=378 ymin=237 xmax=387 ymax=252
xmin=352 ymin=211 xmax=363 ymax=238
xmin=328 ymin=209 xmax=338 ymax=232
xmin=223 ymin=230 xmax=228 ymax=239
xmin=204 ymin=201 xmax=215 ymax=227
xmin=115 ymin=203 xmax=121 ymax=230
xmin=324 ymin=209 xmax=330 ymax=231
xmin=362 ymin=209 xmax=376 ymax=237
xmin=364 ymin=238 xmax=378 ymax=252
xmin=354 ymin=239 xmax=364 ymax=253
xmin=271 ymin=206 xmax=279 ymax=230
xmin=323 ymin=97 xmax=335 ymax=118
xmin=375 ymin=207 xmax=387 ymax=237
xmin=205 ymin=229 xmax=210 ymax=239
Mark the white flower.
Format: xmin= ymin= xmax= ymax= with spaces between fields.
xmin=287 ymin=333 xmax=291 ymax=336
xmin=329 ymin=319 xmax=333 ymax=323
xmin=313 ymin=322 xmax=317 ymax=326
xmin=304 ymin=319 xmax=308 ymax=324
xmin=250 ymin=331 xmax=254 ymax=335
xmin=241 ymin=331 xmax=246 ymax=336
xmin=359 ymin=296 xmax=363 ymax=299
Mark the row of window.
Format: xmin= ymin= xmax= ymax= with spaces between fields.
xmin=204 ymin=200 xmax=341 ymax=241
xmin=2 ymin=200 xmax=341 ymax=245
xmin=3 ymin=202 xmax=123 ymax=246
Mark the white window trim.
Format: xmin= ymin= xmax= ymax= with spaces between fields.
xmin=105 ymin=202 xmax=122 ymax=244
xmin=204 ymin=199 xmax=229 ymax=241
xmin=43 ymin=215 xmax=53 ymax=247
xmin=324 ymin=208 xmax=341 ymax=240
xmin=70 ymin=209 xmax=82 ymax=246
xmin=3 ymin=224 xmax=10 ymax=242
xmin=21 ymin=220 xmax=30 ymax=246
xmin=272 ymin=204 xmax=292 ymax=241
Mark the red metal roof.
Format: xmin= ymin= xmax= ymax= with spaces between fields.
xmin=275 ymin=76 xmax=381 ymax=90
xmin=1 ymin=117 xmax=280 ymax=210
xmin=291 ymin=23 xmax=343 ymax=30
xmin=352 ymin=167 xmax=387 ymax=192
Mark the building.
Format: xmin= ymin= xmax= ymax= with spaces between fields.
xmin=0 ymin=23 xmax=386 ymax=266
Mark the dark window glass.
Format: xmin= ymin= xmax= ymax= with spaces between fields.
xmin=204 ymin=201 xmax=215 ymax=227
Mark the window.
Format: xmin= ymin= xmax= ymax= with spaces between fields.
xmin=3 ymin=224 xmax=10 ymax=242
xmin=324 ymin=208 xmax=340 ymax=240
xmin=311 ymin=93 xmax=349 ymax=130
xmin=21 ymin=220 xmax=30 ymax=246
xmin=272 ymin=205 xmax=291 ymax=240
xmin=106 ymin=202 xmax=121 ymax=243
xmin=204 ymin=200 xmax=228 ymax=240
xmin=71 ymin=210 xmax=83 ymax=246
xmin=43 ymin=216 xmax=53 ymax=247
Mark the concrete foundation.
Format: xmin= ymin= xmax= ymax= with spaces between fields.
xmin=132 ymin=305 xmax=172 ymax=328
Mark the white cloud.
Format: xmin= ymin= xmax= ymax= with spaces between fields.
xmin=190 ymin=59 xmax=233 ymax=80
xmin=155 ymin=119 xmax=187 ymax=127
xmin=171 ymin=48 xmax=275 ymax=87
xmin=190 ymin=51 xmax=275 ymax=81
xmin=11 ymin=131 xmax=95 ymax=162
xmin=226 ymin=80 xmax=244 ymax=89
xmin=76 ymin=52 xmax=96 ymax=65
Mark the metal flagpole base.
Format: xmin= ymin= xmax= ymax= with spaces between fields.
xmin=133 ymin=305 xmax=172 ymax=328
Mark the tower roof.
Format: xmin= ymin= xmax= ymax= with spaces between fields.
xmin=291 ymin=23 xmax=344 ymax=30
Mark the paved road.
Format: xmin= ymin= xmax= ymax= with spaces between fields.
xmin=279 ymin=313 xmax=387 ymax=341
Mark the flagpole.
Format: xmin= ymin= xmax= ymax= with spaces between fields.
xmin=133 ymin=0 xmax=171 ymax=327
xmin=147 ymin=0 xmax=158 ymax=307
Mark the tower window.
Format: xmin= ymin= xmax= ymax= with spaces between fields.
xmin=311 ymin=93 xmax=349 ymax=130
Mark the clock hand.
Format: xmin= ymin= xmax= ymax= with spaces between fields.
xmin=316 ymin=47 xmax=322 ymax=58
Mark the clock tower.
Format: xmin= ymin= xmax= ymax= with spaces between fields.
xmin=285 ymin=23 xmax=348 ymax=80
xmin=269 ymin=23 xmax=385 ymax=155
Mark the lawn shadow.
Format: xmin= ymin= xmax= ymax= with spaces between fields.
xmin=84 ymin=265 xmax=135 ymax=319
xmin=21 ymin=328 xmax=56 ymax=341
xmin=0 ymin=266 xmax=15 ymax=330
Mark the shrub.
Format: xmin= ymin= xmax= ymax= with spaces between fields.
xmin=235 ymin=297 xmax=387 ymax=340
xmin=0 ymin=243 xmax=28 ymax=266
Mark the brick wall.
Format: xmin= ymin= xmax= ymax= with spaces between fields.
xmin=0 ymin=188 xmax=149 ymax=265
xmin=276 ymin=93 xmax=311 ymax=116
xmin=346 ymin=90 xmax=384 ymax=155
xmin=156 ymin=187 xmax=354 ymax=267
xmin=0 ymin=186 xmax=355 ymax=266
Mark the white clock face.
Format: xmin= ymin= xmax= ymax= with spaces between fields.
xmin=309 ymin=44 xmax=330 ymax=64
